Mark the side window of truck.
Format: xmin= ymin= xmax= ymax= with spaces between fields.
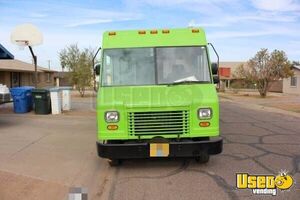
xmin=103 ymin=55 xmax=112 ymax=85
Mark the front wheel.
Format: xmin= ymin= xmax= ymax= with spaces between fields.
xmin=108 ymin=159 xmax=122 ymax=166
xmin=195 ymin=153 xmax=210 ymax=164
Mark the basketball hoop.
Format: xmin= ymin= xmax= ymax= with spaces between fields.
xmin=15 ymin=40 xmax=29 ymax=50
xmin=10 ymin=23 xmax=43 ymax=88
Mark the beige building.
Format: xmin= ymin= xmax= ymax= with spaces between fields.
xmin=0 ymin=44 xmax=56 ymax=88
xmin=53 ymin=72 xmax=73 ymax=87
xmin=0 ymin=59 xmax=56 ymax=88
xmin=283 ymin=66 xmax=300 ymax=94
xmin=218 ymin=61 xmax=246 ymax=90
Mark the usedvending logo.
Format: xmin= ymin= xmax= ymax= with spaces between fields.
xmin=236 ymin=170 xmax=294 ymax=196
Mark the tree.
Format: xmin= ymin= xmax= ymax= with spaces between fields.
xmin=59 ymin=44 xmax=94 ymax=97
xmin=235 ymin=48 xmax=293 ymax=97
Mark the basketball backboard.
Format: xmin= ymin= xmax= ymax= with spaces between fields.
xmin=10 ymin=23 xmax=43 ymax=88
xmin=10 ymin=23 xmax=43 ymax=47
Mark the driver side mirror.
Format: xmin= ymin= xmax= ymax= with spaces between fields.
xmin=94 ymin=63 xmax=101 ymax=76
xmin=211 ymin=63 xmax=218 ymax=75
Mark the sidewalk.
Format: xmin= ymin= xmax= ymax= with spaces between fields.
xmin=219 ymin=91 xmax=300 ymax=118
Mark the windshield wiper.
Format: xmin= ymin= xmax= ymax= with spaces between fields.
xmin=167 ymin=80 xmax=210 ymax=86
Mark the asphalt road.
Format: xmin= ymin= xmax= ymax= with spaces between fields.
xmin=0 ymin=101 xmax=299 ymax=200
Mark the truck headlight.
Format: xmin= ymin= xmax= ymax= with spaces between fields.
xmin=105 ymin=111 xmax=119 ymax=122
xmin=198 ymin=108 xmax=212 ymax=119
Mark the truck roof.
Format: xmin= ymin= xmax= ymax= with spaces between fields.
xmin=102 ymin=27 xmax=207 ymax=49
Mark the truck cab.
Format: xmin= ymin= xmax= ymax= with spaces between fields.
xmin=96 ymin=28 xmax=222 ymax=166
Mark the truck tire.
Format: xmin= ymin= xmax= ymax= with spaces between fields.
xmin=108 ymin=159 xmax=122 ymax=166
xmin=195 ymin=153 xmax=210 ymax=164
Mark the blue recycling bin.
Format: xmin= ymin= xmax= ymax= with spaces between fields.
xmin=10 ymin=86 xmax=35 ymax=113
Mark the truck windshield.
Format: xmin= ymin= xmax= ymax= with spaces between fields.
xmin=101 ymin=46 xmax=211 ymax=86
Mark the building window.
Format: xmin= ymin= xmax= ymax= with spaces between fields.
xmin=290 ymin=76 xmax=297 ymax=87
xmin=226 ymin=80 xmax=230 ymax=88
xmin=31 ymin=73 xmax=40 ymax=84
xmin=45 ymin=73 xmax=51 ymax=83
xmin=11 ymin=72 xmax=20 ymax=87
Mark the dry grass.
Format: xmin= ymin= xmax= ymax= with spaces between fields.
xmin=71 ymin=90 xmax=97 ymax=98
xmin=219 ymin=91 xmax=300 ymax=113
xmin=219 ymin=91 xmax=284 ymax=101
xmin=229 ymin=92 xmax=280 ymax=99
xmin=265 ymin=103 xmax=300 ymax=113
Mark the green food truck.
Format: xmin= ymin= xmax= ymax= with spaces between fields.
xmin=95 ymin=28 xmax=222 ymax=166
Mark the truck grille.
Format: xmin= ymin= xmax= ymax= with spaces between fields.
xmin=128 ymin=110 xmax=189 ymax=136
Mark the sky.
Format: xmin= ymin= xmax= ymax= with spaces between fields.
xmin=0 ymin=0 xmax=300 ymax=71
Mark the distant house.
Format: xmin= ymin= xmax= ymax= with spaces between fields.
xmin=53 ymin=72 xmax=73 ymax=87
xmin=0 ymin=44 xmax=57 ymax=88
xmin=218 ymin=61 xmax=246 ymax=90
xmin=283 ymin=65 xmax=300 ymax=94
xmin=218 ymin=61 xmax=299 ymax=94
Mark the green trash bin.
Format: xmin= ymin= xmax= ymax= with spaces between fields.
xmin=32 ymin=89 xmax=51 ymax=114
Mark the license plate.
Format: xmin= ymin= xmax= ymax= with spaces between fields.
xmin=150 ymin=143 xmax=169 ymax=157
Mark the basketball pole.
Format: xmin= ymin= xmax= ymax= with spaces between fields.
xmin=28 ymin=46 xmax=38 ymax=88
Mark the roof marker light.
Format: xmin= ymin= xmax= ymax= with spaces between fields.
xmin=192 ymin=29 xmax=200 ymax=33
xmin=108 ymin=32 xmax=116 ymax=36
xmin=150 ymin=30 xmax=158 ymax=34
xmin=138 ymin=30 xmax=146 ymax=34
xmin=162 ymin=29 xmax=170 ymax=34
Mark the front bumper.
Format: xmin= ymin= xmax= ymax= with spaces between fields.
xmin=97 ymin=137 xmax=223 ymax=159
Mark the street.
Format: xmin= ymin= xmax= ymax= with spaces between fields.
xmin=0 ymin=100 xmax=299 ymax=200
